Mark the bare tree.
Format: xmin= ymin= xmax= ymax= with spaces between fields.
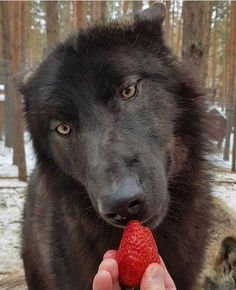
xmin=75 ymin=1 xmax=84 ymax=28
xmin=95 ymin=1 xmax=101 ymax=21
xmin=164 ymin=1 xmax=171 ymax=44
xmin=100 ymin=1 xmax=107 ymax=22
xmin=12 ymin=1 xmax=27 ymax=181
xmin=21 ymin=1 xmax=29 ymax=70
xmin=224 ymin=2 xmax=236 ymax=162
xmin=0 ymin=2 xmax=14 ymax=148
xmin=210 ymin=4 xmax=218 ymax=104
xmin=64 ymin=1 xmax=72 ymax=36
xmin=45 ymin=1 xmax=59 ymax=50
xmin=123 ymin=1 xmax=129 ymax=15
xmin=231 ymin=2 xmax=236 ymax=171
xmin=182 ymin=1 xmax=211 ymax=82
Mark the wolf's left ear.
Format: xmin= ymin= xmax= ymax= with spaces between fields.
xmin=134 ymin=3 xmax=166 ymax=24
xmin=14 ymin=69 xmax=35 ymax=97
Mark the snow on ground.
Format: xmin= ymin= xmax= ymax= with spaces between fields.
xmin=0 ymin=188 xmax=25 ymax=276
xmin=209 ymin=154 xmax=236 ymax=212
xmin=0 ymin=132 xmax=35 ymax=178
xmin=0 ymin=137 xmax=236 ymax=287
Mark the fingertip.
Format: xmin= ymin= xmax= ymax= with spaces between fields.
xmin=103 ymin=250 xmax=117 ymax=260
xmin=141 ymin=263 xmax=164 ymax=289
xmin=93 ymin=270 xmax=112 ymax=290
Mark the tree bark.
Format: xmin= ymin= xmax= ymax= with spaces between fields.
xmin=231 ymin=2 xmax=236 ymax=171
xmin=123 ymin=1 xmax=129 ymax=15
xmin=202 ymin=1 xmax=213 ymax=86
xmin=12 ymin=1 xmax=27 ymax=181
xmin=132 ymin=1 xmax=143 ymax=14
xmin=95 ymin=1 xmax=101 ymax=21
xmin=75 ymin=1 xmax=84 ymax=28
xmin=210 ymin=4 xmax=218 ymax=104
xmin=64 ymin=1 xmax=72 ymax=36
xmin=0 ymin=2 xmax=14 ymax=148
xmin=0 ymin=1 xmax=3 ymax=58
xmin=221 ymin=4 xmax=230 ymax=111
xmin=45 ymin=1 xmax=59 ymax=50
xmin=0 ymin=3 xmax=4 ymax=141
xmin=224 ymin=2 xmax=236 ymax=162
xmin=164 ymin=1 xmax=171 ymax=45
xmin=21 ymin=1 xmax=29 ymax=70
xmin=175 ymin=7 xmax=182 ymax=56
xmin=100 ymin=1 xmax=107 ymax=22
xmin=182 ymin=1 xmax=211 ymax=83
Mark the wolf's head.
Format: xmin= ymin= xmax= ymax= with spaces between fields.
xmin=19 ymin=4 xmax=206 ymax=228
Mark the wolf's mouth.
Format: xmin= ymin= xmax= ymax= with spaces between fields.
xmin=106 ymin=214 xmax=128 ymax=223
xmin=103 ymin=198 xmax=169 ymax=230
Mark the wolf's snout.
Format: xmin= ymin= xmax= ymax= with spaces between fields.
xmin=98 ymin=177 xmax=144 ymax=224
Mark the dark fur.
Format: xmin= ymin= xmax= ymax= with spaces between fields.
xmin=20 ymin=6 xmax=213 ymax=290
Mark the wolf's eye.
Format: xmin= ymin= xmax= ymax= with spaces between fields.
xmin=121 ymin=84 xmax=137 ymax=100
xmin=56 ymin=124 xmax=71 ymax=135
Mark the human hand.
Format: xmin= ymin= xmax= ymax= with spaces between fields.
xmin=93 ymin=250 xmax=176 ymax=290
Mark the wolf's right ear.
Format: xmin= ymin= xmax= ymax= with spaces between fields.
xmin=133 ymin=3 xmax=166 ymax=39
xmin=134 ymin=3 xmax=166 ymax=24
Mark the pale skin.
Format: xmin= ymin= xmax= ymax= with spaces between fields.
xmin=93 ymin=250 xmax=176 ymax=290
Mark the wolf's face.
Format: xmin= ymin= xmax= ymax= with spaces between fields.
xmin=20 ymin=5 xmax=194 ymax=228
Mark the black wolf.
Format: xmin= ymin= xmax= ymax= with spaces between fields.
xmin=19 ymin=4 xmax=213 ymax=290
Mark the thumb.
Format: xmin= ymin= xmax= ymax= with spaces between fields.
xmin=140 ymin=263 xmax=165 ymax=290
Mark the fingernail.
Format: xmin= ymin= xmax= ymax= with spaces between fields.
xmin=151 ymin=265 xmax=163 ymax=282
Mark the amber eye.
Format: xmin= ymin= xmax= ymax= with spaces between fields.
xmin=56 ymin=124 xmax=71 ymax=135
xmin=121 ymin=84 xmax=137 ymax=100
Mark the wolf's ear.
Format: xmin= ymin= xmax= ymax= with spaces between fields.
xmin=14 ymin=69 xmax=35 ymax=97
xmin=134 ymin=3 xmax=166 ymax=25
xmin=133 ymin=3 xmax=166 ymax=40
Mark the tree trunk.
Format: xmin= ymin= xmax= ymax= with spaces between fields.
xmin=0 ymin=2 xmax=14 ymax=148
xmin=21 ymin=1 xmax=29 ymax=70
xmin=0 ymin=4 xmax=4 ymax=141
xmin=0 ymin=1 xmax=3 ymax=59
xmin=220 ymin=7 xmax=230 ymax=111
xmin=12 ymin=1 xmax=27 ymax=181
xmin=164 ymin=1 xmax=171 ymax=45
xmin=75 ymin=1 xmax=84 ymax=28
xmin=182 ymin=1 xmax=211 ymax=83
xmin=45 ymin=1 xmax=59 ymax=50
xmin=175 ymin=9 xmax=183 ymax=57
xmin=224 ymin=2 xmax=236 ymax=162
xmin=202 ymin=1 xmax=213 ymax=86
xmin=95 ymin=1 xmax=101 ymax=21
xmin=231 ymin=2 xmax=236 ymax=171
xmin=123 ymin=1 xmax=129 ymax=15
xmin=100 ymin=1 xmax=107 ymax=22
xmin=132 ymin=1 xmax=143 ymax=14
xmin=210 ymin=4 xmax=218 ymax=104
xmin=64 ymin=1 xmax=72 ymax=36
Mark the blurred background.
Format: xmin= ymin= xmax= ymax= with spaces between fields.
xmin=0 ymin=1 xmax=236 ymax=289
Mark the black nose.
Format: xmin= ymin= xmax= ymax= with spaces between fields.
xmin=98 ymin=177 xmax=144 ymax=223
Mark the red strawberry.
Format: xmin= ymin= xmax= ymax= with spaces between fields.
xmin=116 ymin=220 xmax=160 ymax=288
